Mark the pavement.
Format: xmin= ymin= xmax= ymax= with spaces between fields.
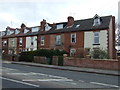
xmin=2 ymin=60 xmax=120 ymax=76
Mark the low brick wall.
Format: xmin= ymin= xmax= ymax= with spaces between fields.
xmin=2 ymin=54 xmax=19 ymax=61
xmin=34 ymin=56 xmax=47 ymax=64
xmin=64 ymin=57 xmax=119 ymax=70
xmin=52 ymin=56 xmax=58 ymax=65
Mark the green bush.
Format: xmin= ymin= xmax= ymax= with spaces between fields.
xmin=91 ymin=49 xmax=109 ymax=59
xmin=19 ymin=49 xmax=68 ymax=62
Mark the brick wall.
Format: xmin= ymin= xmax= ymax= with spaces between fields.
xmin=64 ymin=57 xmax=119 ymax=70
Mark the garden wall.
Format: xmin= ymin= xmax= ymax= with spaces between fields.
xmin=64 ymin=57 xmax=119 ymax=70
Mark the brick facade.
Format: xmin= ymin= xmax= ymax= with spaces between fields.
xmin=1 ymin=15 xmax=116 ymax=59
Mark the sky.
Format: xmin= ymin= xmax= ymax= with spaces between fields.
xmin=0 ymin=0 xmax=119 ymax=31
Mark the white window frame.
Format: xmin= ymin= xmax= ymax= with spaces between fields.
xmin=93 ymin=18 xmax=101 ymax=26
xmin=56 ymin=35 xmax=61 ymax=45
xmin=19 ymin=38 xmax=22 ymax=46
xmin=24 ymin=28 xmax=29 ymax=33
xmin=71 ymin=33 xmax=76 ymax=43
xmin=3 ymin=40 xmax=7 ymax=46
xmin=41 ymin=36 xmax=44 ymax=46
xmin=94 ymin=32 xmax=99 ymax=44
xmin=32 ymin=27 xmax=39 ymax=32
xmin=45 ymin=24 xmax=52 ymax=31
xmin=15 ymin=29 xmax=20 ymax=34
xmin=56 ymin=24 xmax=63 ymax=30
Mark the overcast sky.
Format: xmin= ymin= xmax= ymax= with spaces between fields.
xmin=0 ymin=0 xmax=119 ymax=31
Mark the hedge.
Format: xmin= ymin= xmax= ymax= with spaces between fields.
xmin=19 ymin=49 xmax=68 ymax=62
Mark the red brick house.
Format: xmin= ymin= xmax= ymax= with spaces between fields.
xmin=1 ymin=14 xmax=116 ymax=59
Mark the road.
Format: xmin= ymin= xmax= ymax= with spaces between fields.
xmin=1 ymin=61 xmax=119 ymax=89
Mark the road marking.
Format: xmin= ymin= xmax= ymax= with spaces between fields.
xmin=0 ymin=76 xmax=39 ymax=87
xmin=7 ymin=72 xmax=68 ymax=79
xmin=2 ymin=67 xmax=17 ymax=71
xmin=78 ymin=80 xmax=85 ymax=83
xmin=70 ymin=82 xmax=77 ymax=85
xmin=22 ymin=78 xmax=73 ymax=82
xmin=90 ymin=82 xmax=119 ymax=88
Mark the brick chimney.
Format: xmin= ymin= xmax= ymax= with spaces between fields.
xmin=67 ymin=16 xmax=74 ymax=26
xmin=20 ymin=23 xmax=26 ymax=32
xmin=40 ymin=19 xmax=46 ymax=31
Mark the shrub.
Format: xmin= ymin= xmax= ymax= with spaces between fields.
xmin=19 ymin=49 xmax=68 ymax=62
xmin=91 ymin=49 xmax=109 ymax=59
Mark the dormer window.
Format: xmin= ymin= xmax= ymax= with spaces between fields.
xmin=93 ymin=14 xmax=101 ymax=26
xmin=32 ymin=27 xmax=39 ymax=32
xmin=56 ymin=24 xmax=63 ymax=30
xmin=45 ymin=24 xmax=52 ymax=31
xmin=2 ymin=32 xmax=5 ymax=36
xmin=7 ymin=29 xmax=14 ymax=35
xmin=24 ymin=28 xmax=29 ymax=33
xmin=7 ymin=29 xmax=11 ymax=35
xmin=15 ymin=29 xmax=20 ymax=34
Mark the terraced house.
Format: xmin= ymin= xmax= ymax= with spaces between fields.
xmin=1 ymin=14 xmax=116 ymax=59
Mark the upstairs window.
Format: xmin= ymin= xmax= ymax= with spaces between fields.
xmin=2 ymin=31 xmax=6 ymax=36
xmin=93 ymin=18 xmax=101 ymax=26
xmin=15 ymin=29 xmax=20 ymax=34
xmin=71 ymin=33 xmax=76 ymax=43
xmin=93 ymin=14 xmax=101 ymax=26
xmin=3 ymin=40 xmax=7 ymax=46
xmin=24 ymin=28 xmax=29 ymax=33
xmin=56 ymin=35 xmax=61 ymax=45
xmin=19 ymin=38 xmax=22 ymax=46
xmin=7 ymin=30 xmax=11 ymax=35
xmin=41 ymin=36 xmax=44 ymax=46
xmin=56 ymin=24 xmax=63 ymax=29
xmin=7 ymin=29 xmax=14 ymax=35
xmin=45 ymin=24 xmax=52 ymax=31
xmin=94 ymin=32 xmax=99 ymax=44
xmin=32 ymin=27 xmax=39 ymax=32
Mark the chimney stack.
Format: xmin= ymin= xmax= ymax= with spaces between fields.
xmin=40 ymin=19 xmax=46 ymax=31
xmin=67 ymin=16 xmax=74 ymax=26
xmin=20 ymin=23 xmax=26 ymax=32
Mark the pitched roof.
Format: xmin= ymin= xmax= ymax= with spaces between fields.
xmin=2 ymin=15 xmax=113 ymax=38
xmin=45 ymin=15 xmax=112 ymax=34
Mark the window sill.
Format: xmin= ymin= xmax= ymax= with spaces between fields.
xmin=93 ymin=43 xmax=100 ymax=45
xmin=56 ymin=44 xmax=61 ymax=46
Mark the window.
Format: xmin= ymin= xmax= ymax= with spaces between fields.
xmin=11 ymin=39 xmax=14 ymax=46
xmin=71 ymin=33 xmax=76 ymax=43
xmin=41 ymin=36 xmax=44 ymax=46
xmin=45 ymin=24 xmax=52 ymax=31
xmin=7 ymin=30 xmax=14 ymax=35
xmin=94 ymin=32 xmax=99 ymax=44
xmin=19 ymin=38 xmax=22 ymax=46
xmin=93 ymin=18 xmax=101 ymax=26
xmin=70 ymin=49 xmax=76 ymax=56
xmin=3 ymin=40 xmax=7 ymax=46
xmin=56 ymin=24 xmax=63 ymax=29
xmin=15 ymin=29 xmax=20 ymax=34
xmin=56 ymin=35 xmax=61 ymax=45
xmin=32 ymin=27 xmax=39 ymax=32
xmin=24 ymin=28 xmax=29 ymax=33
xmin=2 ymin=31 xmax=5 ymax=36
xmin=7 ymin=30 xmax=11 ymax=35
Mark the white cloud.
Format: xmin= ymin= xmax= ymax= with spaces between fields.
xmin=0 ymin=0 xmax=119 ymax=31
